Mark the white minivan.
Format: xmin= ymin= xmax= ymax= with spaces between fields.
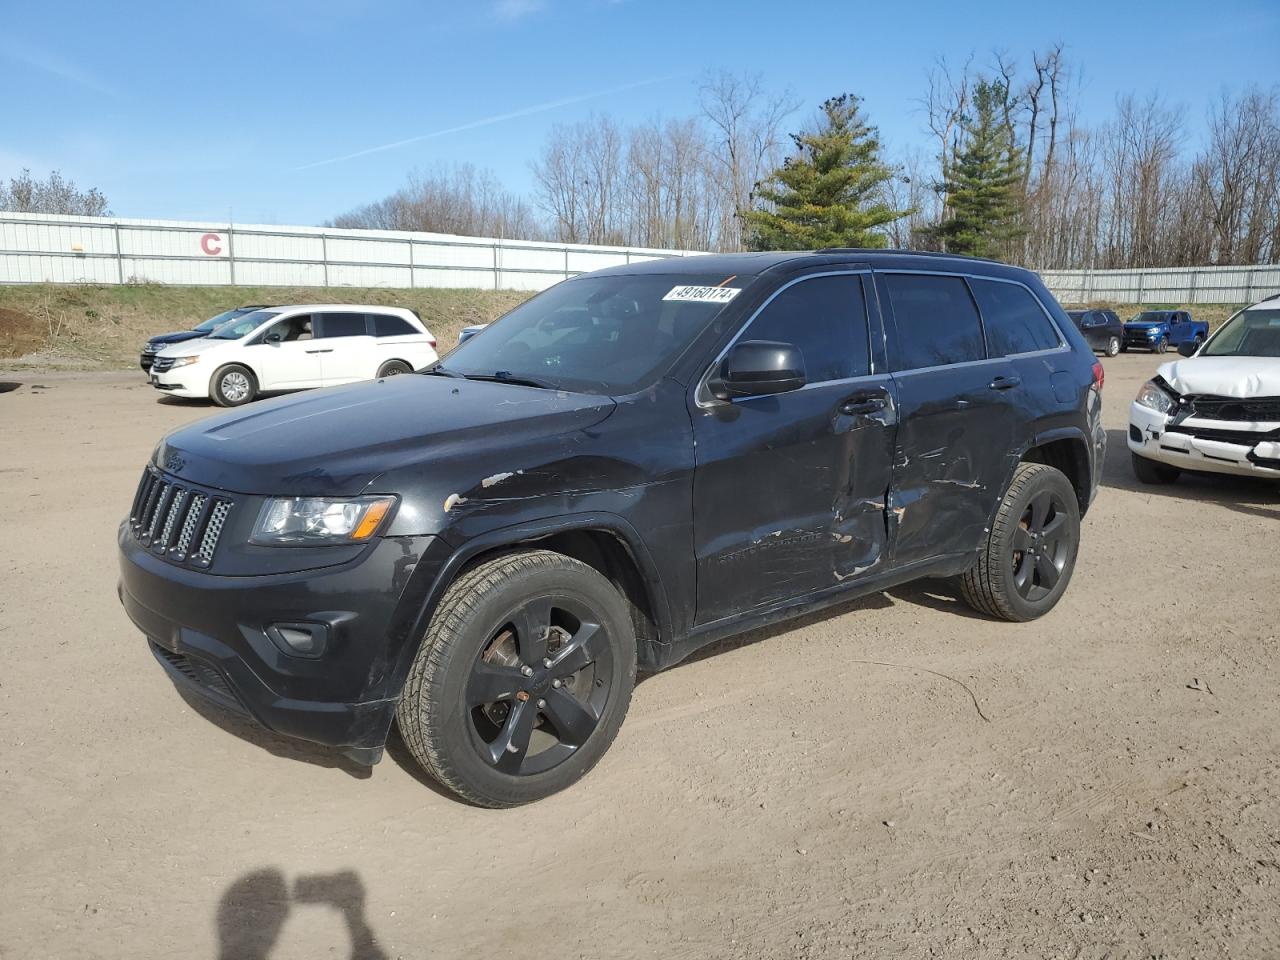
xmin=150 ymin=304 xmax=438 ymax=406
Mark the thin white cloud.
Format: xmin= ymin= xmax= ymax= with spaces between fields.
xmin=295 ymin=74 xmax=678 ymax=171
xmin=0 ymin=39 xmax=119 ymax=97
xmin=493 ymin=0 xmax=546 ymax=20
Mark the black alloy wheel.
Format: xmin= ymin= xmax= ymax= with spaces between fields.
xmin=1009 ymin=488 xmax=1071 ymax=602
xmin=466 ymin=595 xmax=615 ymax=776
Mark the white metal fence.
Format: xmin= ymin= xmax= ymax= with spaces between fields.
xmin=3 ymin=212 xmax=1279 ymax=304
xmin=0 ymin=212 xmax=699 ymax=291
xmin=1043 ymin=265 xmax=1280 ymax=305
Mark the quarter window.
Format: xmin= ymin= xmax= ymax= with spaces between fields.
xmin=739 ymin=274 xmax=870 ymax=383
xmin=969 ymin=279 xmax=1061 ymax=355
xmin=370 ymin=313 xmax=415 ymax=337
xmin=884 ymin=274 xmax=985 ymax=368
xmin=317 ymin=312 xmax=368 ymax=338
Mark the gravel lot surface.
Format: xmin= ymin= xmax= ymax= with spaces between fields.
xmin=1 ymin=354 xmax=1277 ymax=959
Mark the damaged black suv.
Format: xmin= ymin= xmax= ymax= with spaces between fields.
xmin=118 ymin=251 xmax=1105 ymax=806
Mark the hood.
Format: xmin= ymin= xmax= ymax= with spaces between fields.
xmin=147 ymin=329 xmax=205 ymax=347
xmin=1157 ymin=355 xmax=1280 ymax=398
xmin=155 ymin=337 xmax=227 ymax=358
xmin=1124 ymin=320 xmax=1165 ymax=330
xmin=156 ymin=374 xmax=617 ymax=496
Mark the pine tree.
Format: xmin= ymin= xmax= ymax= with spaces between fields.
xmin=744 ymin=95 xmax=907 ymax=250
xmin=932 ymin=79 xmax=1025 ymax=260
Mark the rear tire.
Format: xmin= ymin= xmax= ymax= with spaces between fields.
xmin=1131 ymin=452 xmax=1180 ymax=485
xmin=211 ymin=364 xmax=257 ymax=407
xmin=396 ymin=550 xmax=636 ymax=807
xmin=957 ymin=463 xmax=1081 ymax=622
xmin=1105 ymin=336 xmax=1120 ymax=358
xmin=377 ymin=359 xmax=412 ymax=378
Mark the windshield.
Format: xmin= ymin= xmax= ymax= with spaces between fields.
xmin=194 ymin=308 xmax=248 ymax=333
xmin=1201 ymin=308 xmax=1280 ymax=358
xmin=209 ymin=310 xmax=280 ymax=340
xmin=1130 ymin=312 xmax=1169 ymax=323
xmin=440 ymin=273 xmax=752 ymax=394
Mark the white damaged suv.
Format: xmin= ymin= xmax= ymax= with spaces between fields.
xmin=150 ymin=304 xmax=438 ymax=406
xmin=1129 ymin=295 xmax=1280 ymax=484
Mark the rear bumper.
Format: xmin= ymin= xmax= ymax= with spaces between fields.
xmin=118 ymin=523 xmax=444 ymax=762
xmin=1128 ymin=402 xmax=1280 ymax=479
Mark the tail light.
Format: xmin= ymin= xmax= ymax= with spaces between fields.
xmin=428 ymin=338 xmax=437 ymax=348
xmin=1092 ymin=360 xmax=1104 ymax=390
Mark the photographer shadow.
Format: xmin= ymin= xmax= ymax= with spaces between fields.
xmin=216 ymin=868 xmax=387 ymax=960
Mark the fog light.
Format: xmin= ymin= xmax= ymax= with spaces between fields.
xmin=266 ymin=621 xmax=328 ymax=657
xmin=1129 ymin=424 xmax=1143 ymax=443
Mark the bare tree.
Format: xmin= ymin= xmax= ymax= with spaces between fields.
xmin=0 ymin=169 xmax=110 ymax=216
xmin=697 ymin=70 xmax=798 ymax=251
xmin=330 ymin=163 xmax=541 ymax=239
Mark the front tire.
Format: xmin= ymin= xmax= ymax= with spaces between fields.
xmin=957 ymin=463 xmax=1081 ymax=622
xmin=1131 ymin=452 xmax=1180 ymax=485
xmin=1155 ymin=337 xmax=1169 ymax=354
xmin=396 ymin=550 xmax=637 ymax=807
xmin=1105 ymin=336 xmax=1121 ymax=358
xmin=211 ymin=364 xmax=257 ymax=407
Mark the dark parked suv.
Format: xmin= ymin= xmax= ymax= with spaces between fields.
xmin=118 ymin=251 xmax=1106 ymax=806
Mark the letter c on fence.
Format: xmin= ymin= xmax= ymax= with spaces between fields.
xmin=200 ymin=233 xmax=223 ymax=256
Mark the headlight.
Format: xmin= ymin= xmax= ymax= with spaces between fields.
xmin=251 ymin=495 xmax=396 ymax=545
xmin=168 ymin=356 xmax=201 ymax=368
xmin=1134 ymin=379 xmax=1176 ymax=414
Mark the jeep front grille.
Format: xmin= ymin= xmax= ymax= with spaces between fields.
xmin=129 ymin=468 xmax=233 ymax=567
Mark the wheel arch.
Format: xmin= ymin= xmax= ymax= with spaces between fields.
xmin=397 ymin=514 xmax=674 ymax=687
xmin=1018 ymin=430 xmax=1092 ymax=515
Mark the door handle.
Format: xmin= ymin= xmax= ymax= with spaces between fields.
xmin=839 ymin=393 xmax=887 ymax=416
xmin=989 ymin=375 xmax=1021 ymax=391
xmin=305 ymin=348 xmax=334 ymax=354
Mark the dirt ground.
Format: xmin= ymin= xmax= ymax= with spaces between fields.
xmin=1 ymin=354 xmax=1278 ymax=960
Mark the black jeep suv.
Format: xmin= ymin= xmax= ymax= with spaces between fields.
xmin=118 ymin=251 xmax=1105 ymax=807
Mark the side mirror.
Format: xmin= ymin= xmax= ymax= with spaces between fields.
xmin=1177 ymin=340 xmax=1198 ymax=357
xmin=265 ymin=332 xmax=283 ymax=344
xmin=710 ymin=340 xmax=806 ymax=400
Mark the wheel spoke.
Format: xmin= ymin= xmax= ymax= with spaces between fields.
xmin=490 ymin=698 xmax=538 ymax=773
xmin=541 ymin=688 xmax=599 ymax=747
xmin=550 ymin=621 xmax=603 ymax=675
xmin=1035 ymin=554 xmax=1061 ymax=590
xmin=466 ymin=662 xmax=524 ymax=707
xmin=1013 ymin=549 xmax=1034 ymax=592
xmin=1040 ymin=512 xmax=1066 ymax=544
xmin=510 ymin=597 xmax=552 ymax=663
xmin=1028 ymin=492 xmax=1050 ymax=532
xmin=1012 ymin=526 xmax=1032 ymax=552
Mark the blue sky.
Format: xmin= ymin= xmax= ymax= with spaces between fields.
xmin=2 ymin=0 xmax=1278 ymax=227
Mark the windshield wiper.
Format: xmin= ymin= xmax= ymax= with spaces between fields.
xmin=463 ymin=371 xmax=559 ymax=390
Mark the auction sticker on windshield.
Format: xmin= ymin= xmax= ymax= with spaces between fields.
xmin=663 ymin=285 xmax=742 ymax=304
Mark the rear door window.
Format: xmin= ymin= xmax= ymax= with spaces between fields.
xmin=883 ymin=273 xmax=985 ymax=369
xmin=740 ymin=274 xmax=871 ymax=382
xmin=315 ymin=312 xmax=369 ymax=338
xmin=969 ymin=279 xmax=1061 ymax=355
xmin=370 ymin=313 xmax=416 ymax=337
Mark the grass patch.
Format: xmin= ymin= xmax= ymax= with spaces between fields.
xmin=0 ymin=284 xmax=534 ymax=369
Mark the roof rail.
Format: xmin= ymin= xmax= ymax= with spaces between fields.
xmin=814 ymin=247 xmax=1008 ymax=265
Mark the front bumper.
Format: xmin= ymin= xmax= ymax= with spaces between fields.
xmin=1128 ymin=401 xmax=1280 ymax=479
xmin=1123 ymin=332 xmax=1161 ymax=350
xmin=149 ymin=365 xmax=207 ymax=398
xmin=118 ymin=523 xmax=444 ymax=762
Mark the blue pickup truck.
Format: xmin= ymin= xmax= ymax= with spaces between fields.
xmin=1122 ymin=310 xmax=1209 ymax=353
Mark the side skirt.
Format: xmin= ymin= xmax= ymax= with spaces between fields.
xmin=652 ymin=552 xmax=975 ymax=671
